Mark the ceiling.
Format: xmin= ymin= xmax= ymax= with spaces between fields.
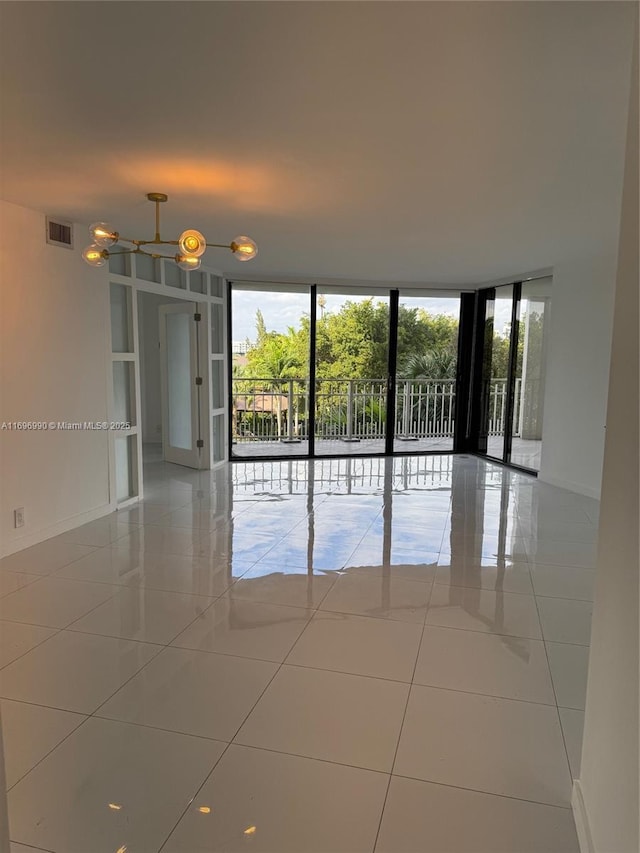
xmin=0 ymin=1 xmax=635 ymax=285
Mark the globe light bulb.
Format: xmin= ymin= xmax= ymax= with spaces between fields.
xmin=231 ymin=235 xmax=258 ymax=262
xmin=178 ymin=229 xmax=206 ymax=258
xmin=89 ymin=222 xmax=118 ymax=247
xmin=176 ymin=254 xmax=202 ymax=271
xmin=82 ymin=244 xmax=108 ymax=267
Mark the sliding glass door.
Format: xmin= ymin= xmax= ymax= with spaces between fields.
xmin=394 ymin=291 xmax=461 ymax=453
xmin=484 ymin=284 xmax=515 ymax=462
xmin=314 ymin=288 xmax=390 ymax=456
xmin=509 ymin=278 xmax=551 ymax=470
xmin=228 ymin=282 xmax=465 ymax=461
xmin=230 ymin=283 xmax=310 ymax=459
xmin=476 ymin=278 xmax=550 ymax=471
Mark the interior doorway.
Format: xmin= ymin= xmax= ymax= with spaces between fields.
xmin=138 ymin=291 xmax=207 ymax=470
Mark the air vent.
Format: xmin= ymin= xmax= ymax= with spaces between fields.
xmin=45 ymin=216 xmax=73 ymax=249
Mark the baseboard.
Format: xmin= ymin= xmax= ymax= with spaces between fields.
xmin=572 ymin=780 xmax=595 ymax=853
xmin=0 ymin=502 xmax=114 ymax=558
xmin=538 ymin=473 xmax=601 ymax=500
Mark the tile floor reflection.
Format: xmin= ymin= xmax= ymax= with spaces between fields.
xmin=0 ymin=453 xmax=598 ymax=852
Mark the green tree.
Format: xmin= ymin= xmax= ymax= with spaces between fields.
xmin=317 ymin=299 xmax=389 ymax=378
xmin=400 ymin=349 xmax=457 ymax=381
xmin=241 ymin=316 xmax=307 ymax=438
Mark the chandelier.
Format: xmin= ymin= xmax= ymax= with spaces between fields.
xmin=82 ymin=192 xmax=257 ymax=271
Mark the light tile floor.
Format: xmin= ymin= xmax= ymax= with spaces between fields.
xmin=0 ymin=454 xmax=597 ymax=852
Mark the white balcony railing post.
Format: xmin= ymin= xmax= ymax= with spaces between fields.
xmin=281 ymin=379 xmax=301 ymax=443
xmin=343 ymin=379 xmax=360 ymax=442
xmin=403 ymin=382 xmax=411 ymax=437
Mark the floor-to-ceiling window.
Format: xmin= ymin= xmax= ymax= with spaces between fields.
xmin=476 ymin=277 xmax=551 ymax=472
xmin=228 ymin=280 xmax=546 ymax=470
xmin=484 ymin=284 xmax=515 ymax=463
xmin=314 ymin=287 xmax=391 ymax=456
xmin=394 ymin=291 xmax=461 ymax=454
xmin=230 ymin=283 xmax=310 ymax=459
xmin=509 ymin=278 xmax=551 ymax=471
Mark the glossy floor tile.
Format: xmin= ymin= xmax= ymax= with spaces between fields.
xmin=1 ymin=454 xmax=596 ymax=852
xmin=0 ymin=572 xmax=39 ymax=600
xmin=546 ymin=641 xmax=590 ymax=709
xmin=376 ymin=776 xmax=579 ymax=852
xmin=1 ymin=699 xmax=85 ymax=788
xmin=0 ymin=577 xmax=119 ymax=629
xmin=172 ymin=596 xmax=312 ymax=662
xmin=0 ymin=630 xmax=160 ymax=713
xmin=559 ymin=707 xmax=585 ymax=779
xmin=286 ymin=611 xmax=423 ymax=681
xmin=529 ymin=563 xmax=595 ymax=601
xmin=395 ymin=685 xmax=573 ymax=806
xmin=67 ymin=586 xmax=214 ymax=644
xmin=434 ymin=559 xmax=533 ymax=594
xmin=164 ymin=745 xmax=388 ymax=853
xmin=7 ymin=717 xmax=225 ymax=853
xmin=58 ymin=516 xmax=140 ymax=547
xmin=414 ymin=625 xmax=555 ymax=704
xmin=425 ymin=583 xmax=543 ymax=639
xmin=0 ymin=621 xmax=56 ymax=669
xmin=231 ymin=563 xmax=338 ymax=609
xmin=0 ymin=540 xmax=97 ymax=577
xmin=98 ymin=646 xmax=277 ymax=740
xmin=537 ymin=596 xmax=593 ymax=645
xmin=235 ymin=664 xmax=409 ymax=771
xmin=319 ymin=572 xmax=431 ymax=622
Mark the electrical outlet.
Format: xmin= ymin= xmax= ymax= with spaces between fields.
xmin=14 ymin=507 xmax=25 ymax=528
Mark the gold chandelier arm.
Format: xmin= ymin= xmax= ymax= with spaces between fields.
xmin=136 ymin=247 xmax=180 ymax=261
xmin=205 ymin=241 xmax=233 ymax=249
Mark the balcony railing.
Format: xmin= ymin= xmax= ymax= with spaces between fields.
xmin=232 ymin=377 xmax=522 ymax=443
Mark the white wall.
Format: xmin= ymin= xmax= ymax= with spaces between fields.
xmin=0 ymin=200 xmax=111 ymax=556
xmin=539 ymin=251 xmax=617 ymax=497
xmin=574 ymin=30 xmax=638 ymax=853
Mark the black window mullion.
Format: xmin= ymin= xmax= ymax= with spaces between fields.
xmin=308 ymin=285 xmax=317 ymax=458
xmin=469 ymin=288 xmax=495 ymax=454
xmin=386 ymin=289 xmax=399 ymax=456
xmin=453 ymin=292 xmax=475 ymax=452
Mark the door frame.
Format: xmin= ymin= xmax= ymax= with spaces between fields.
xmin=158 ymin=301 xmax=206 ymax=469
xmin=106 ymin=256 xmax=226 ymax=510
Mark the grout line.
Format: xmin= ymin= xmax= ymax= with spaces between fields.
xmin=0 ymin=624 xmax=66 ymax=672
xmin=531 ymin=587 xmax=577 ymax=786
xmin=4 ymin=705 xmax=88 ymax=794
xmin=388 ymin=770 xmax=573 ymax=811
xmin=372 ymin=565 xmax=436 ymax=851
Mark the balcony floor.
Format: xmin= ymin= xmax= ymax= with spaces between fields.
xmin=232 ymin=436 xmax=454 ymax=458
xmin=232 ymin=436 xmax=541 ymax=469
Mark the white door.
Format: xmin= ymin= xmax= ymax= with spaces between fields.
xmin=159 ymin=303 xmax=203 ymax=468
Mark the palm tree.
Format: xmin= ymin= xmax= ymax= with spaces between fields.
xmin=247 ymin=335 xmax=301 ymax=438
xmin=399 ymin=349 xmax=457 ymax=381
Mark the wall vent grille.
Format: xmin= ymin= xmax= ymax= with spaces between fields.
xmin=46 ymin=217 xmax=73 ymax=249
